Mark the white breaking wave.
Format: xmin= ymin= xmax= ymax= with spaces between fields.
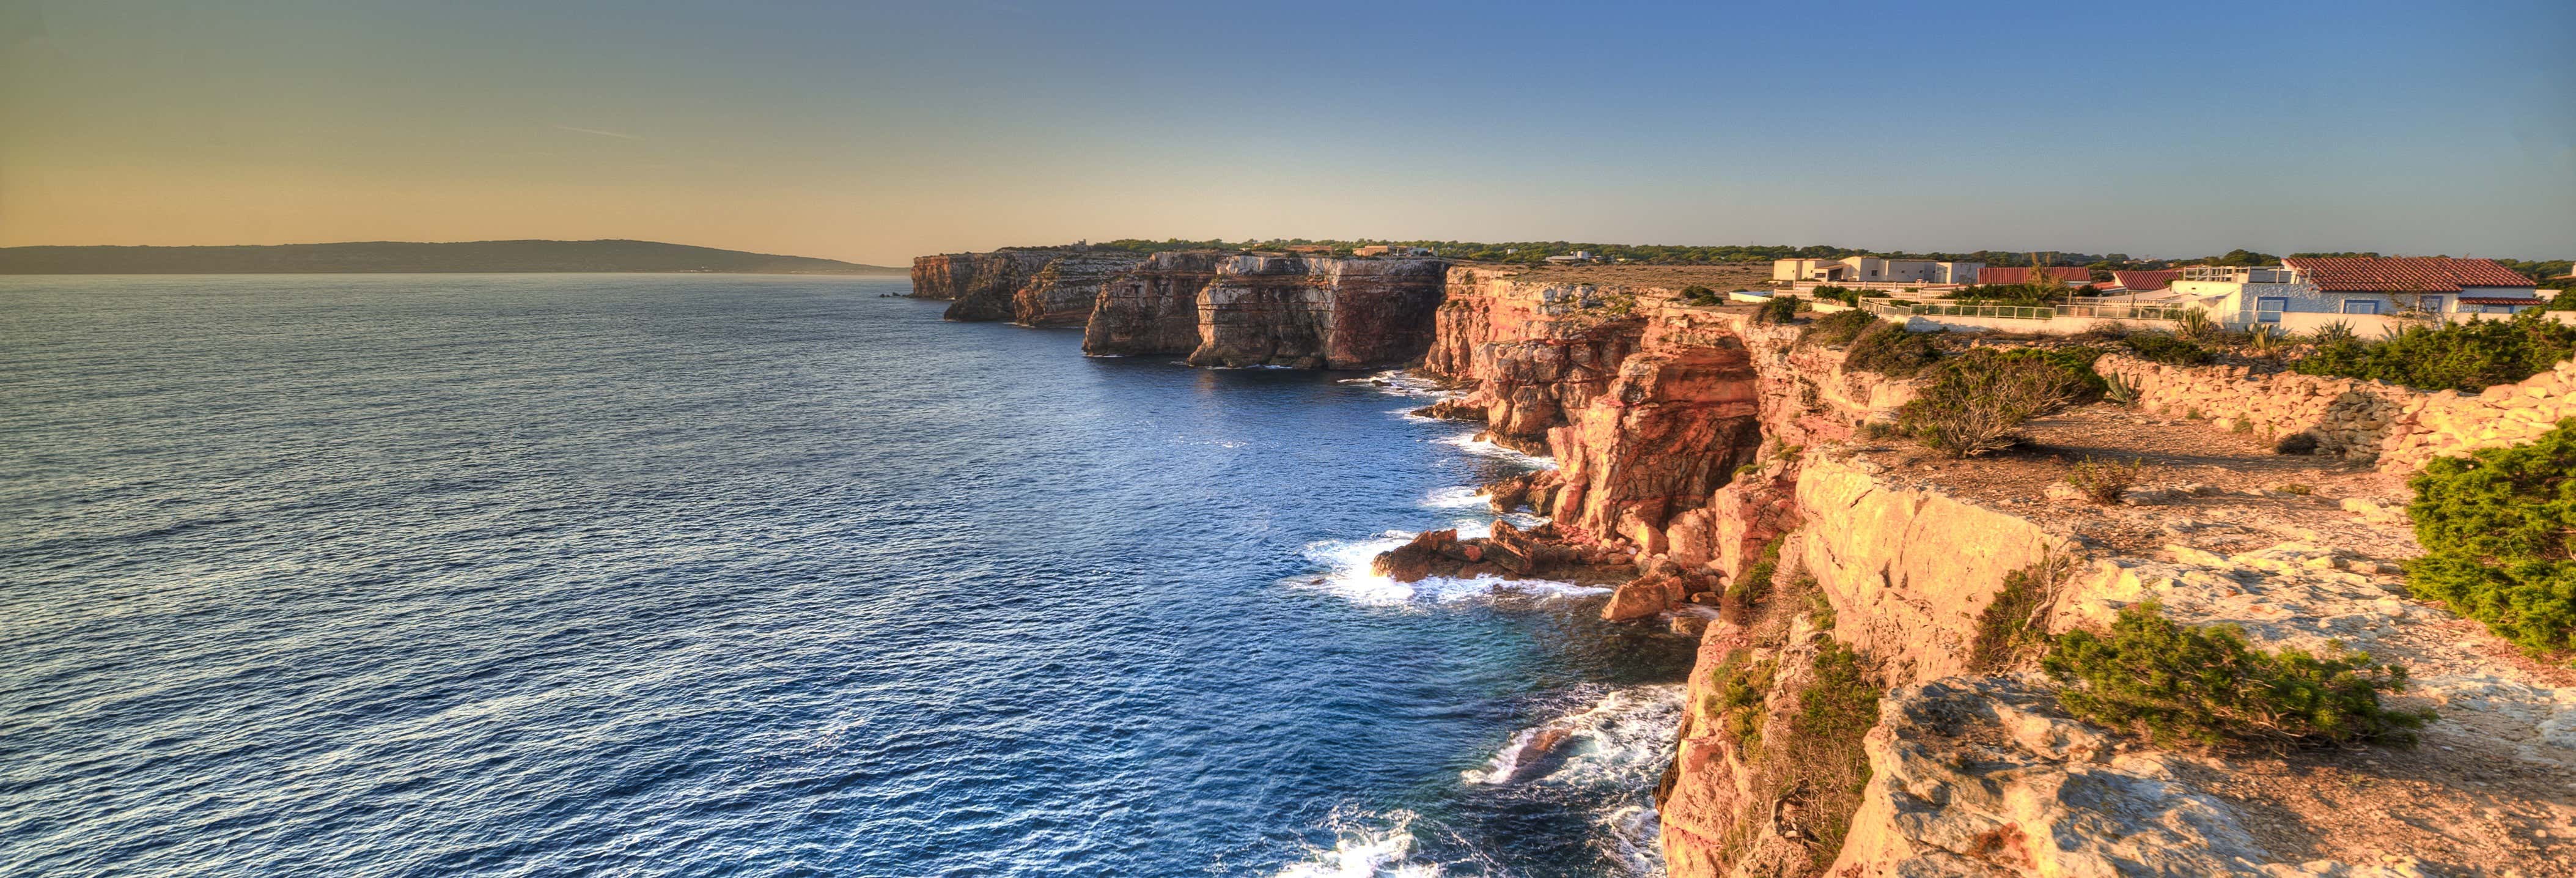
xmin=1289 ymin=531 xmax=1606 ymax=608
xmin=1269 ymin=809 xmax=1445 ymax=878
xmin=1462 ymin=685 xmax=1685 ymax=787
xmin=1421 ymin=485 xmax=1487 ymax=510
xmin=1432 ymin=431 xmax=1556 ymax=470
xmin=1461 ymin=685 xmax=1687 ymax=876
xmin=1341 ymin=369 xmax=1450 ymax=398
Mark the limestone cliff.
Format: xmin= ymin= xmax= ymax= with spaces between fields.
xmin=910 ymin=248 xmax=1143 ymax=327
xmin=1011 ymin=252 xmax=1138 ymax=327
xmin=1415 ymin=284 xmax=2570 ymax=877
xmin=1082 ymin=254 xmax=1448 ymax=369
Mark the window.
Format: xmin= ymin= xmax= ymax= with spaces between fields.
xmin=2255 ymin=297 xmax=2288 ymax=323
xmin=2423 ymin=296 xmax=2445 ymax=314
xmin=2342 ymin=300 xmax=2380 ymax=315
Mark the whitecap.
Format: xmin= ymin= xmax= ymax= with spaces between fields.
xmin=1340 ymin=369 xmax=1451 ymax=398
xmin=1289 ymin=531 xmax=1605 ymax=608
xmin=1421 ymin=485 xmax=1487 ymax=509
xmin=1462 ymin=685 xmax=1684 ymax=788
xmin=1268 ymin=809 xmax=1444 ymax=878
xmin=1432 ymin=431 xmax=1556 ymax=470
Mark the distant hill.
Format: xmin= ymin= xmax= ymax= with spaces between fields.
xmin=0 ymin=240 xmax=903 ymax=275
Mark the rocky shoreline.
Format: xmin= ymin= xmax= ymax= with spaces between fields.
xmin=915 ymin=250 xmax=2576 ymax=877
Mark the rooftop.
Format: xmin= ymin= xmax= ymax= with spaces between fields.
xmin=2280 ymin=256 xmax=2534 ymax=292
xmin=2110 ymin=269 xmax=2182 ymax=292
xmin=1976 ymin=267 xmax=2092 ymax=286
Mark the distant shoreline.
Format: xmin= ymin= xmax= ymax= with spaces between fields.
xmin=0 ymin=239 xmax=902 ymax=275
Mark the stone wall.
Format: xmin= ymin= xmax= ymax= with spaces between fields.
xmin=2380 ymin=359 xmax=2576 ymax=472
xmin=2091 ymin=353 xmax=2420 ymax=462
xmin=2092 ymin=352 xmax=2576 ymax=472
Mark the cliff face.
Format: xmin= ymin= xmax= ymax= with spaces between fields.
xmin=1083 ymin=251 xmax=1227 ymax=357
xmin=1081 ymin=254 xmax=1449 ymax=369
xmin=910 ymin=250 xmax=1065 ymax=322
xmin=910 ymin=249 xmax=1144 ymax=326
xmin=1422 ymin=268 xmax=1647 ymax=446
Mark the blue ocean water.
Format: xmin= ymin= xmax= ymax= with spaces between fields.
xmin=0 ymin=275 xmax=1694 ymax=877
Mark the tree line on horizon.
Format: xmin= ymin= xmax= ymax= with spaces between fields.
xmin=1007 ymin=238 xmax=2570 ymax=284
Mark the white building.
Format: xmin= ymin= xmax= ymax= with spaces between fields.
xmin=1772 ymin=257 xmax=1981 ymax=284
xmin=1545 ymin=250 xmax=1601 ymax=265
xmin=2163 ymin=257 xmax=2541 ymax=329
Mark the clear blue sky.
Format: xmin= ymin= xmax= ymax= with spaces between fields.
xmin=3 ymin=0 xmax=2569 ymax=264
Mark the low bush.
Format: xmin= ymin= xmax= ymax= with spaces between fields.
xmin=2293 ymin=309 xmax=2576 ymax=392
xmin=2064 ymin=456 xmax=2144 ymax=504
xmin=1800 ymin=308 xmax=1880 ymax=347
xmin=2121 ymin=332 xmax=2215 ymax=366
xmin=1811 ymin=285 xmax=1865 ymax=306
xmin=1754 ymin=293 xmax=1803 ymax=323
xmin=2042 ymin=602 xmax=2432 ymax=750
xmin=1680 ymin=284 xmax=1722 ymax=306
xmin=1781 ymin=640 xmax=1879 ymax=857
xmin=2404 ymin=419 xmax=2576 ymax=655
xmin=1842 ymin=322 xmax=1943 ymax=377
xmin=1896 ymin=348 xmax=2092 ymax=457
xmin=1970 ymin=558 xmax=2064 ymax=671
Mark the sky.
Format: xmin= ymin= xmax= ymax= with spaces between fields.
xmin=2 ymin=0 xmax=2570 ymax=265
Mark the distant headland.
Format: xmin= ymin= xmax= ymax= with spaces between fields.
xmin=0 ymin=240 xmax=904 ymax=275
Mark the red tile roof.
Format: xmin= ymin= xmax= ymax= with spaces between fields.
xmin=1977 ymin=267 xmax=2092 ymax=286
xmin=2110 ymin=270 xmax=2182 ymax=292
xmin=2457 ymin=295 xmax=2544 ymax=305
xmin=2281 ymin=256 xmax=2535 ymax=292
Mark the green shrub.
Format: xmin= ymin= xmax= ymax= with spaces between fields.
xmin=1842 ymin=322 xmax=1943 ymax=377
xmin=2042 ymin=603 xmax=2431 ymax=750
xmin=1896 ymin=348 xmax=2091 ymax=457
xmin=1811 ymin=285 xmax=1865 ymax=306
xmin=2404 ymin=419 xmax=2576 ymax=654
xmin=1680 ymin=284 xmax=1722 ymax=306
xmin=2121 ymin=332 xmax=2215 ymax=366
xmin=2292 ymin=309 xmax=2576 ymax=392
xmin=1728 ymin=535 xmax=1785 ymax=605
xmin=1970 ymin=559 xmax=2063 ymax=671
xmin=1783 ymin=640 xmax=1878 ymax=856
xmin=1754 ymin=293 xmax=1804 ymax=324
xmin=2064 ymin=456 xmax=2144 ymax=504
xmin=1800 ymin=309 xmax=1880 ymax=347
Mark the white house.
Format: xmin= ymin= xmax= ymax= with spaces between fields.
xmin=2164 ymin=257 xmax=2540 ymax=329
xmin=1772 ymin=257 xmax=1981 ymax=284
xmin=1545 ymin=250 xmax=1601 ymax=265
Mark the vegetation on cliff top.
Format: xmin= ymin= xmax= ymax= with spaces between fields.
xmin=2405 ymin=418 xmax=2576 ymax=656
xmin=1896 ymin=348 xmax=2092 ymax=457
xmin=2291 ymin=309 xmax=2576 ymax=393
xmin=2044 ymin=603 xmax=2432 ymax=750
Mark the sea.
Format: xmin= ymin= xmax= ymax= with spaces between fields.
xmin=0 ymin=275 xmax=1696 ymax=877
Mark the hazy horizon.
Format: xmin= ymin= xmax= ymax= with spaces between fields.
xmin=4 ymin=1 xmax=2569 ymax=265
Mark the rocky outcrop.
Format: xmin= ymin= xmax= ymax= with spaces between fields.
xmin=1421 ymin=268 xmax=1648 ymax=446
xmin=1081 ymin=254 xmax=1449 ymax=369
xmin=1011 ymin=252 xmax=1138 ymax=326
xmin=910 ymin=248 xmax=1143 ymax=326
xmin=1368 ymin=521 xmax=1636 ymax=585
xmin=1548 ymin=341 xmax=1766 ymax=542
xmin=1823 ymin=677 xmax=2431 ymax=878
xmin=1084 ymin=250 xmax=1226 ymax=356
xmin=910 ymin=250 xmax=1065 ymax=321
xmin=1792 ymin=457 xmax=2063 ymax=686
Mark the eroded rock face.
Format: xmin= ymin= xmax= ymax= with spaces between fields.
xmin=1828 ymin=677 xmax=2419 ymax=878
xmin=911 ymin=250 xmax=1067 ymax=321
xmin=1421 ymin=268 xmax=1648 ymax=445
xmin=1548 ymin=342 xmax=1765 ymax=542
xmin=1011 ymin=252 xmax=1138 ymax=326
xmin=1084 ymin=251 xmax=1226 ymax=356
xmin=1793 ymin=457 xmax=2064 ymax=686
xmin=1080 ymin=254 xmax=1448 ymax=369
